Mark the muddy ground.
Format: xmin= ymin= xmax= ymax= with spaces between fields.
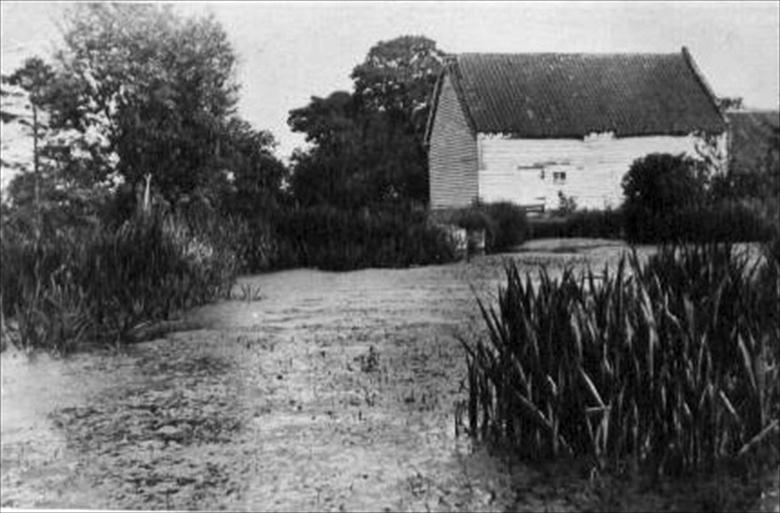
xmin=1 ymin=239 xmax=777 ymax=511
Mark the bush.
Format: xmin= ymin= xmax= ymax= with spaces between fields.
xmin=566 ymin=209 xmax=624 ymax=239
xmin=1 ymin=207 xmax=241 ymax=353
xmin=482 ymin=202 xmax=528 ymax=252
xmin=622 ymin=153 xmax=709 ymax=215
xmin=447 ymin=201 xmax=528 ymax=253
xmin=528 ymin=209 xmax=624 ymax=240
xmin=462 ymin=243 xmax=779 ymax=476
xmin=268 ymin=205 xmax=457 ymax=271
xmin=449 ymin=205 xmax=495 ymax=234
xmin=625 ymin=201 xmax=774 ymax=244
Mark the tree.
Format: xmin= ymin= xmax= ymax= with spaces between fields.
xmin=288 ymin=91 xmax=364 ymax=207
xmin=6 ymin=59 xmax=54 ymax=179
xmin=288 ymin=90 xmax=429 ymax=208
xmin=55 ymin=3 xmax=240 ymax=208
xmin=287 ymin=35 xmax=444 ymax=209
xmin=2 ymin=54 xmax=127 ymax=230
xmin=1 ymin=60 xmax=97 ymax=236
xmin=351 ymin=35 xmax=445 ymax=137
xmin=218 ymin=117 xmax=288 ymax=218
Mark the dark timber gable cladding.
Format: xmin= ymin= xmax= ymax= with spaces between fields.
xmin=428 ymin=74 xmax=478 ymax=209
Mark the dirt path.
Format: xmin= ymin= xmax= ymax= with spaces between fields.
xmin=2 ymin=241 xmax=776 ymax=511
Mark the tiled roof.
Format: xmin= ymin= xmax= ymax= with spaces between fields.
xmin=446 ymin=49 xmax=726 ymax=138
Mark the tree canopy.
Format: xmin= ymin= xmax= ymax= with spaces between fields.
xmin=54 ymin=3 xmax=240 ymax=206
xmin=288 ymin=35 xmax=445 ymax=209
xmin=351 ymin=35 xmax=445 ymax=136
xmin=2 ymin=3 xmax=286 ymax=225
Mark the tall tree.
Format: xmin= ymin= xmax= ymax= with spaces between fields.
xmin=288 ymin=36 xmax=445 ymax=209
xmin=3 ymin=59 xmax=58 ymax=235
xmin=7 ymin=59 xmax=54 ymax=180
xmin=55 ymin=3 xmax=240 ymax=208
xmin=218 ymin=117 xmax=288 ymax=218
xmin=350 ymin=35 xmax=445 ymax=137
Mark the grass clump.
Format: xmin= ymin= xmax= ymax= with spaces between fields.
xmin=462 ymin=242 xmax=779 ymax=478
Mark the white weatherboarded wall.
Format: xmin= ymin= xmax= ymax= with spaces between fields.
xmin=477 ymin=132 xmax=722 ymax=210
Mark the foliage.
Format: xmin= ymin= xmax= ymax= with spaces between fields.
xmin=2 ymin=58 xmax=110 ymax=224
xmin=447 ymin=202 xmax=527 ymax=253
xmin=350 ymin=35 xmax=445 ymax=137
xmin=482 ymin=202 xmax=529 ymax=252
xmin=716 ymin=96 xmax=744 ymax=112
xmin=1 ymin=207 xmax=240 ymax=353
xmin=288 ymin=35 xmax=444 ymax=210
xmin=267 ymin=205 xmax=457 ymax=271
xmin=3 ymin=5 xmax=282 ymax=225
xmin=52 ymin=3 xmax=240 ymax=208
xmin=624 ymin=201 xmax=774 ymax=244
xmin=528 ymin=209 xmax=624 ymax=240
xmin=462 ymin=243 xmax=779 ymax=477
xmin=216 ymin=118 xmax=288 ymax=219
xmin=622 ymin=153 xmax=709 ymax=216
xmin=448 ymin=205 xmax=495 ymax=233
xmin=711 ymin=124 xmax=780 ymax=203
xmin=617 ymin=152 xmax=771 ymax=243
xmin=288 ymin=91 xmax=426 ymax=208
xmin=555 ymin=191 xmax=578 ymax=217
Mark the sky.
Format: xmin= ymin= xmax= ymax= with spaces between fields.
xmin=1 ymin=1 xmax=779 ymax=163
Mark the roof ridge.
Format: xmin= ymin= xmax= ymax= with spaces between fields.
xmin=456 ymin=51 xmax=680 ymax=57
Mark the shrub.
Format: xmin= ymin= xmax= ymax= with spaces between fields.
xmin=462 ymin=244 xmax=779 ymax=476
xmin=622 ymin=153 xmax=709 ymax=215
xmin=625 ymin=201 xmax=774 ymax=244
xmin=450 ymin=205 xmax=495 ymax=234
xmin=528 ymin=209 xmax=624 ymax=240
xmin=446 ymin=202 xmax=528 ymax=253
xmin=482 ymin=202 xmax=528 ymax=252
xmin=268 ymin=205 xmax=457 ymax=271
xmin=566 ymin=209 xmax=624 ymax=239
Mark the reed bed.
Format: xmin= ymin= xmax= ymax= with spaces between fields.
xmin=462 ymin=243 xmax=779 ymax=477
xmin=1 ymin=209 xmax=241 ymax=353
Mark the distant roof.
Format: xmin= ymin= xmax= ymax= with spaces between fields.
xmin=726 ymin=110 xmax=780 ymax=173
xmin=435 ymin=48 xmax=727 ymax=139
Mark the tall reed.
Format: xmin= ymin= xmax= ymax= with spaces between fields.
xmin=1 ymin=208 xmax=241 ymax=353
xmin=463 ymin=243 xmax=779 ymax=476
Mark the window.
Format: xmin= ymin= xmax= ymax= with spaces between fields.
xmin=553 ymin=171 xmax=567 ymax=185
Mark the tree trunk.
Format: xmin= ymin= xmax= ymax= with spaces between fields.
xmin=32 ymin=102 xmax=41 ymax=241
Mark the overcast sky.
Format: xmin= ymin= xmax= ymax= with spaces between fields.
xmin=2 ymin=1 xmax=779 ymax=161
